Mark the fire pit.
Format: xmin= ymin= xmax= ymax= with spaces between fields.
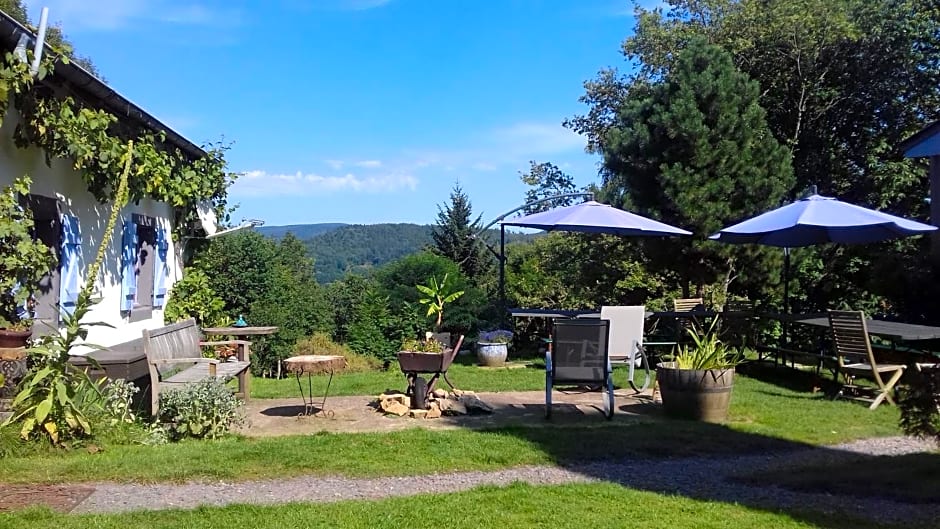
xmin=397 ymin=336 xmax=463 ymax=410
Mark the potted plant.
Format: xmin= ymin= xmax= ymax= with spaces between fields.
xmin=477 ymin=329 xmax=513 ymax=367
xmin=398 ymin=273 xmax=464 ymax=370
xmin=0 ymin=176 xmax=57 ymax=349
xmin=656 ymin=320 xmax=742 ymax=422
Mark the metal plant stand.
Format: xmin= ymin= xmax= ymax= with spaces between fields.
xmin=283 ymin=355 xmax=346 ymax=417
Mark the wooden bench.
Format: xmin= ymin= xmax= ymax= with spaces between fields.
xmin=143 ymin=318 xmax=251 ymax=416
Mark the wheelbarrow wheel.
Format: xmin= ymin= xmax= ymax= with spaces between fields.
xmin=413 ymin=376 xmax=429 ymax=410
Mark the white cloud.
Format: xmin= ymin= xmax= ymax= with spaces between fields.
xmin=325 ymin=159 xmax=345 ymax=170
xmin=354 ymin=160 xmax=383 ymax=168
xmin=25 ymin=0 xmax=243 ymax=31
xmin=232 ymin=169 xmax=417 ymax=197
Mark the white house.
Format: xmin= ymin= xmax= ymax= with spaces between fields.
xmin=0 ymin=10 xmax=208 ymax=349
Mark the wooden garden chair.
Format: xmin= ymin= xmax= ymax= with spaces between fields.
xmin=828 ymin=310 xmax=906 ymax=410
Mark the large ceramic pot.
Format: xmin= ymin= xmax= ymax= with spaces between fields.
xmin=656 ymin=362 xmax=735 ymax=423
xmin=476 ymin=342 xmax=508 ymax=367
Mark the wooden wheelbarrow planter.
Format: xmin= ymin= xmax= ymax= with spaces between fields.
xmin=397 ymin=335 xmax=464 ymax=410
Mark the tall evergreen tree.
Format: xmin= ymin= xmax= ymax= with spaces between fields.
xmin=431 ymin=184 xmax=490 ymax=283
xmin=603 ymin=38 xmax=793 ymax=296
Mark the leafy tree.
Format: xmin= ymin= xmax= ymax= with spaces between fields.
xmin=376 ymin=251 xmax=485 ymax=335
xmin=431 ymin=184 xmax=491 ymax=283
xmin=326 ymin=274 xmax=373 ymax=343
xmin=248 ymin=234 xmax=332 ymax=376
xmin=518 ymin=161 xmax=580 ymax=214
xmin=568 ymin=0 xmax=940 ymax=314
xmin=346 ymin=286 xmax=398 ymax=363
xmin=164 ymin=268 xmax=226 ymax=327
xmin=602 ymin=38 xmax=793 ymax=296
xmin=194 ymin=231 xmax=277 ymax=318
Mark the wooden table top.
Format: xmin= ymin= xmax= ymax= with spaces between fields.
xmin=792 ymin=317 xmax=940 ymax=341
xmin=202 ymin=326 xmax=279 ymax=336
xmin=283 ymin=355 xmax=346 ymax=375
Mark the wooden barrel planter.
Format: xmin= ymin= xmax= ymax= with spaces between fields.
xmin=656 ymin=362 xmax=735 ymax=423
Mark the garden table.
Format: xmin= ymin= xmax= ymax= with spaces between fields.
xmin=791 ymin=316 xmax=940 ymax=342
xmin=283 ymin=355 xmax=346 ymax=417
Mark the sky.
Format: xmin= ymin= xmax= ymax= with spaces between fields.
xmin=24 ymin=0 xmax=648 ymax=227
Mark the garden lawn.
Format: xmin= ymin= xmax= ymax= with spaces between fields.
xmin=0 ymin=482 xmax=913 ymax=529
xmin=0 ymin=369 xmax=904 ymax=485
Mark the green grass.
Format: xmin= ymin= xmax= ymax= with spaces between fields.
xmin=0 ymin=482 xmax=915 ymax=529
xmin=0 ymin=369 xmax=903 ymax=485
xmin=738 ymin=452 xmax=940 ymax=504
xmin=248 ymin=358 xmax=546 ymax=398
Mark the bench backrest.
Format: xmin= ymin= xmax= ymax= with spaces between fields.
xmin=142 ymin=318 xmax=202 ymax=376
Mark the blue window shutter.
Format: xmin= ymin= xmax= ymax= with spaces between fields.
xmin=59 ymin=215 xmax=83 ymax=316
xmin=120 ymin=219 xmax=138 ymax=312
xmin=153 ymin=228 xmax=170 ymax=308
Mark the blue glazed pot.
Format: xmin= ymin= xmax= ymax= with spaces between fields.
xmin=476 ymin=342 xmax=508 ymax=367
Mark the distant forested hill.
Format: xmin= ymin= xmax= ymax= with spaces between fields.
xmin=256 ymin=223 xmax=347 ymax=240
xmin=260 ymin=222 xmax=538 ymax=283
xmin=306 ymin=223 xmax=434 ymax=283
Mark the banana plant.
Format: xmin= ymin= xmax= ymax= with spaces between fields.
xmin=416 ymin=273 xmax=464 ymax=331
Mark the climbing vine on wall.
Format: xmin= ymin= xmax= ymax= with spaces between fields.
xmin=0 ymin=51 xmax=235 ymax=236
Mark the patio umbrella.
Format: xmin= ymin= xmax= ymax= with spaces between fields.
xmin=709 ymin=192 xmax=937 ymax=329
xmin=501 ymin=200 xmax=692 ymax=236
xmin=495 ymin=200 xmax=691 ymax=322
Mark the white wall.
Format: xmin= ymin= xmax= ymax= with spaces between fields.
xmin=0 ymin=108 xmax=183 ymax=349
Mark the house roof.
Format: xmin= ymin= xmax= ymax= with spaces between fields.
xmin=0 ymin=10 xmax=206 ymax=160
xmin=900 ymin=120 xmax=940 ymax=159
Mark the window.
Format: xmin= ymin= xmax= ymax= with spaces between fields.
xmin=24 ymin=194 xmax=61 ymax=334
xmin=21 ymin=195 xmax=83 ymax=337
xmin=121 ymin=214 xmax=169 ymax=320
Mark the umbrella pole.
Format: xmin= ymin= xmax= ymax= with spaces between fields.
xmin=783 ymin=247 xmax=790 ymax=345
xmin=499 ymin=224 xmax=506 ymax=326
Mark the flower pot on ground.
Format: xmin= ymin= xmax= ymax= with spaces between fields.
xmin=656 ymin=321 xmax=741 ymax=423
xmin=476 ymin=330 xmax=513 ymax=367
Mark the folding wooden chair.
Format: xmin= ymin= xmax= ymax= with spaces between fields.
xmin=545 ymin=319 xmax=614 ymax=419
xmin=828 ymin=310 xmax=906 ymax=410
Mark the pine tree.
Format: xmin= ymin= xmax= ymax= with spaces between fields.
xmin=602 ymin=38 xmax=794 ymax=296
xmin=431 ymin=184 xmax=490 ymax=283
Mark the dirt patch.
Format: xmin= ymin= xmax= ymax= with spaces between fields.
xmin=0 ymin=484 xmax=96 ymax=513
xmin=238 ymin=389 xmax=658 ymax=437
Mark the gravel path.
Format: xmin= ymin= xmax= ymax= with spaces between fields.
xmin=71 ymin=436 xmax=939 ymax=525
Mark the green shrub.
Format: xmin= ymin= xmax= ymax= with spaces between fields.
xmin=293 ymin=333 xmax=381 ymax=373
xmin=164 ymin=268 xmax=227 ymax=327
xmin=158 ymin=379 xmax=243 ymax=441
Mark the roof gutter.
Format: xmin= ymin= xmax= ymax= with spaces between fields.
xmin=0 ymin=9 xmax=206 ymax=160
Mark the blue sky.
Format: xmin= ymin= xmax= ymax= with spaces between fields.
xmin=25 ymin=0 xmax=644 ymax=227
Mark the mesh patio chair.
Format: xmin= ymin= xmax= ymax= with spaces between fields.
xmin=545 ymin=319 xmax=614 ymax=420
xmin=600 ymin=305 xmax=654 ymax=393
xmin=828 ymin=310 xmax=906 ymax=410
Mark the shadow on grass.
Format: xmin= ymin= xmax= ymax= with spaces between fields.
xmin=492 ymin=418 xmax=938 ymax=529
